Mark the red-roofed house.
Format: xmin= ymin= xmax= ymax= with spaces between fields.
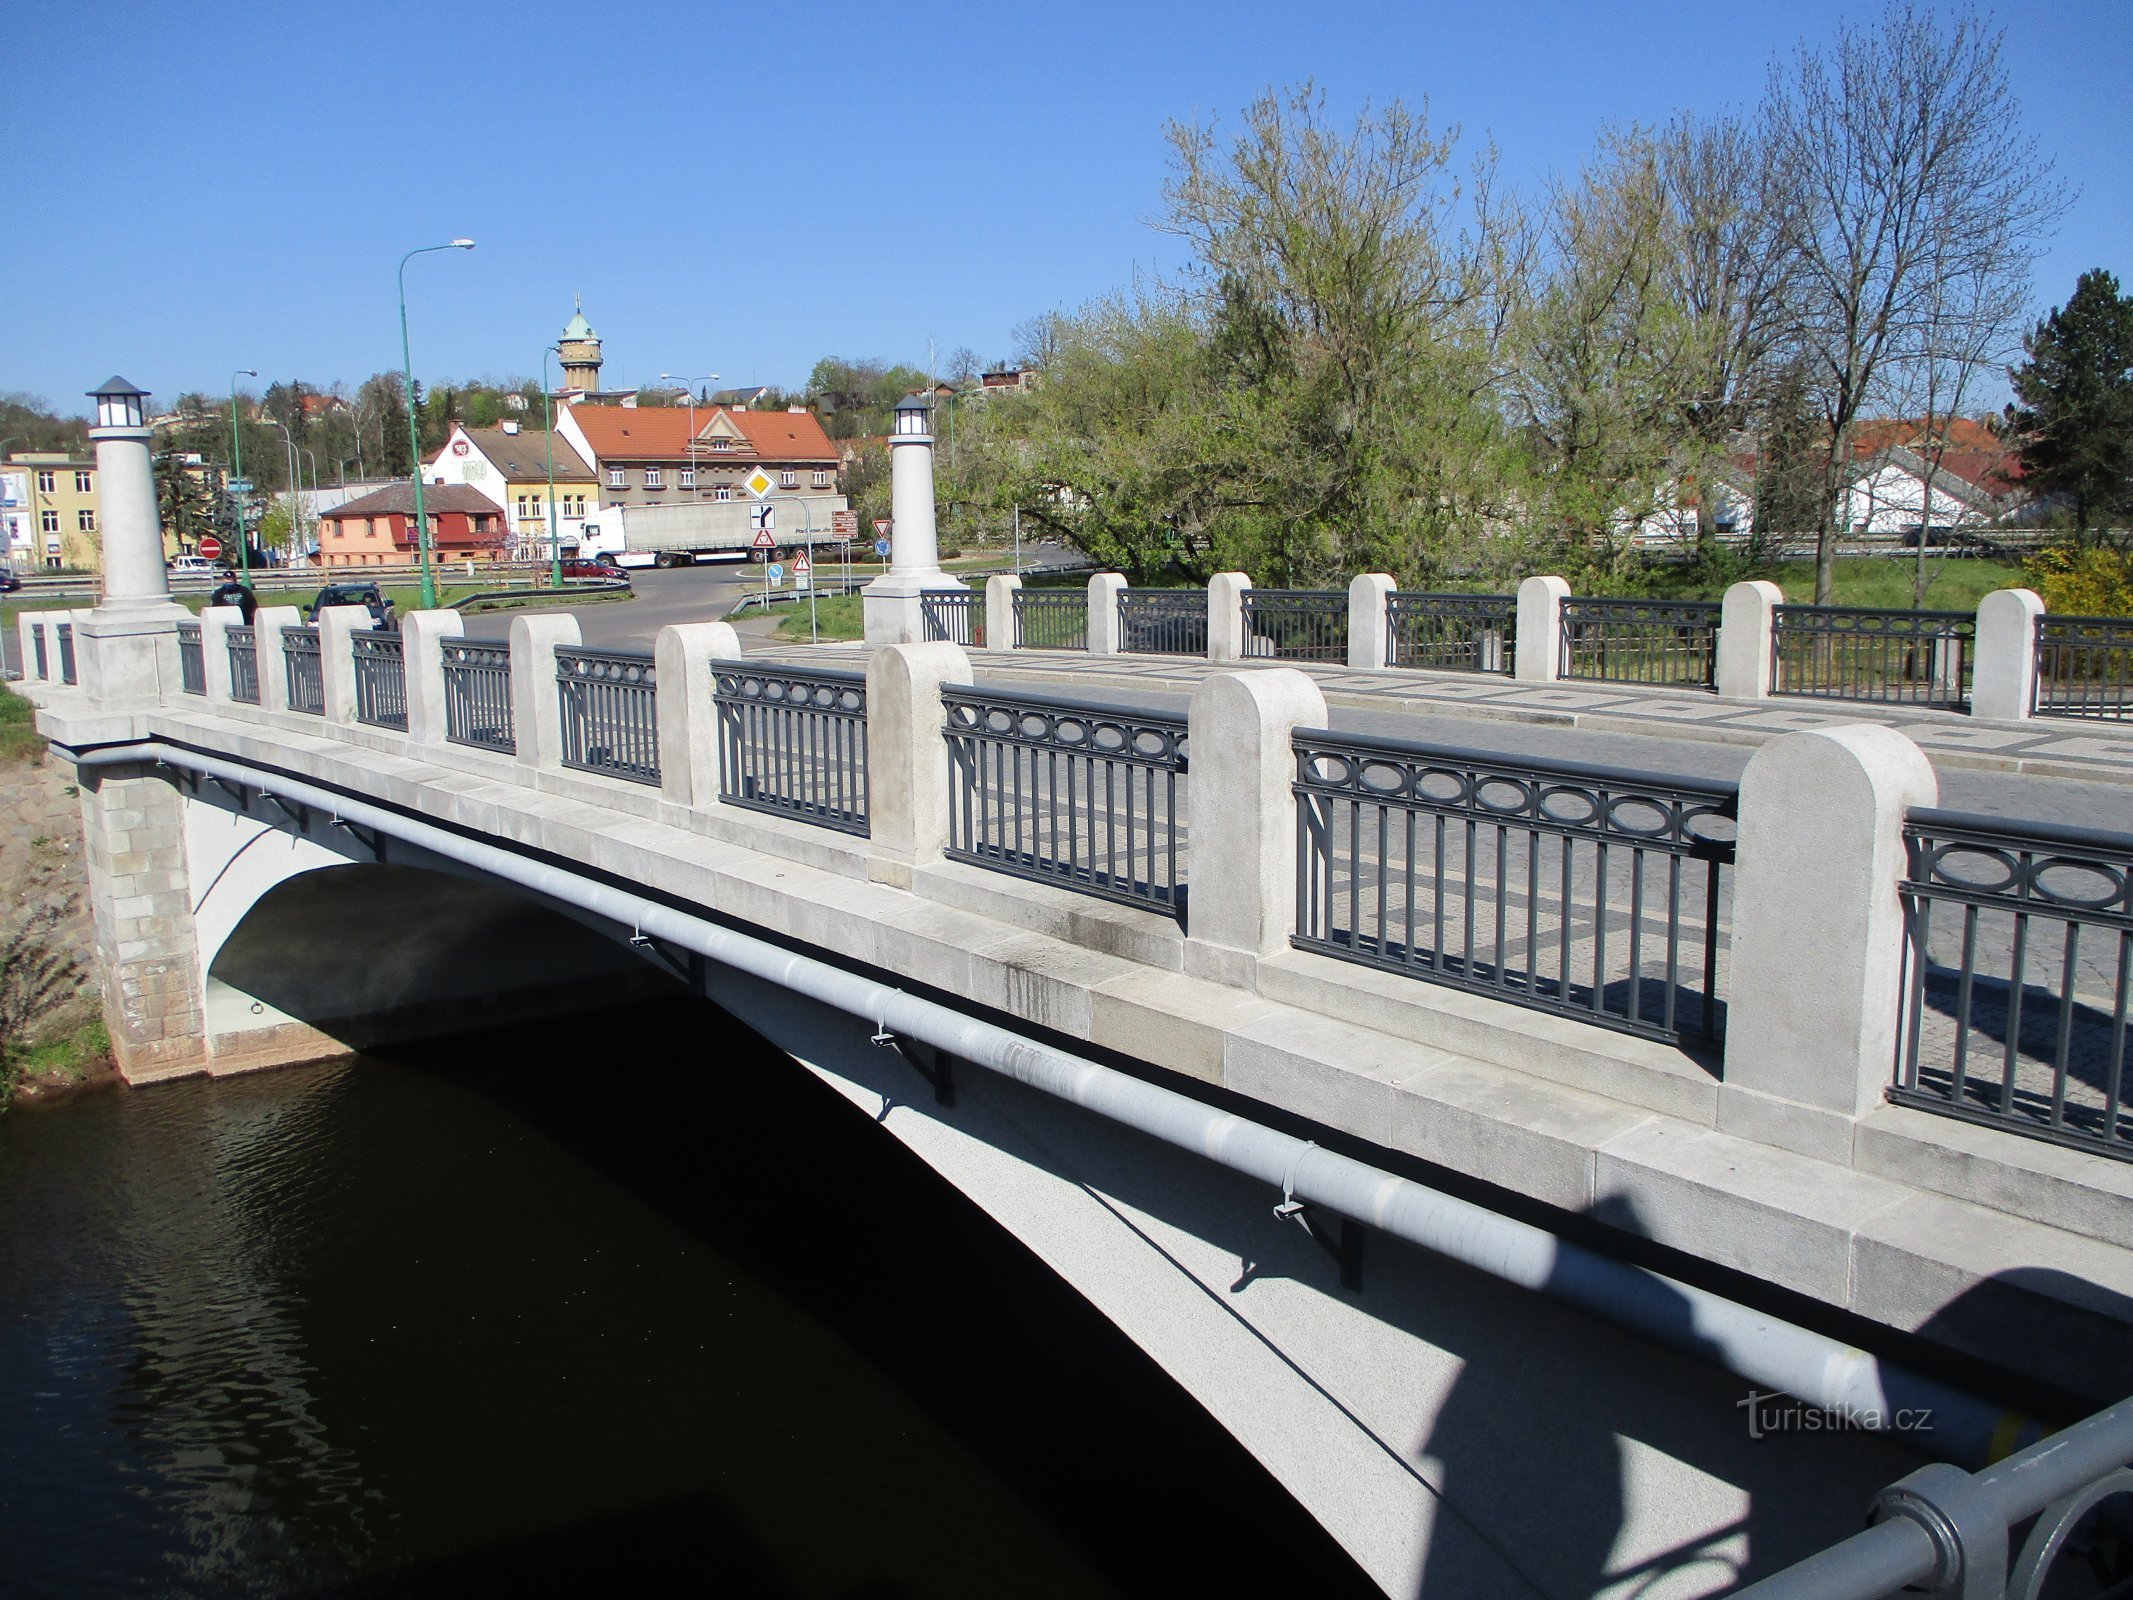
xmin=556 ymin=403 xmax=840 ymax=513
xmin=314 ymin=483 xmax=509 ymax=568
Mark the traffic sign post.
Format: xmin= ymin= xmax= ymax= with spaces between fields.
xmin=198 ymin=535 xmax=223 ymax=562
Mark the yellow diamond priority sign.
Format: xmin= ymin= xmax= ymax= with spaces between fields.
xmin=743 ymin=466 xmax=776 ymax=499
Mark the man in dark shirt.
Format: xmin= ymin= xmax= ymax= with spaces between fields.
xmin=208 ymin=570 xmax=257 ymax=625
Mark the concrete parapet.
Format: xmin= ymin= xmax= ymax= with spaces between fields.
xmin=864 ymin=641 xmax=971 ymax=878
xmin=1183 ymin=668 xmax=1328 ymax=981
xmin=1725 ymin=724 xmax=1937 ymax=1122
xmin=1348 ymin=574 xmax=1394 ymax=670
xmin=1087 ymin=573 xmax=1127 ymax=656
xmin=984 ymin=573 xmax=1022 ymax=652
xmin=400 ymin=608 xmax=465 ymax=746
xmin=1716 ymin=580 xmax=1783 ymax=700
xmin=1972 ymin=587 xmax=2044 ymax=721
xmin=253 ymin=607 xmax=302 ymax=714
xmin=656 ymin=621 xmax=741 ymax=809
xmin=509 ymin=612 xmax=582 ymax=772
xmin=199 ymin=606 xmax=241 ymax=702
xmin=1514 ymin=575 xmax=1570 ymax=683
xmin=1208 ymin=572 xmax=1251 ymax=663
xmin=316 ymin=605 xmax=373 ymax=725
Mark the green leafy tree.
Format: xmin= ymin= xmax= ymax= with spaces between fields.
xmin=2007 ymin=268 xmax=2133 ymax=540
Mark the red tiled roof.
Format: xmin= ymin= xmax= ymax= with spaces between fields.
xmin=566 ymin=404 xmax=835 ymax=464
xmin=319 ymin=482 xmax=501 ymax=519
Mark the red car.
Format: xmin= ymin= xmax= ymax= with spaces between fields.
xmin=560 ymin=557 xmax=628 ymax=583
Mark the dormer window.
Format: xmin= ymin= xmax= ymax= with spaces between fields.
xmin=710 ymin=437 xmax=732 ymax=452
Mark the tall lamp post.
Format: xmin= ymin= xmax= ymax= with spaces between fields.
xmin=658 ymin=371 xmax=717 ymax=501
xmin=229 ymin=369 xmax=257 ymax=577
xmin=264 ymin=416 xmax=300 ymax=568
xmin=541 ymin=344 xmax=563 ymax=586
xmin=397 ymin=238 xmax=475 ymax=609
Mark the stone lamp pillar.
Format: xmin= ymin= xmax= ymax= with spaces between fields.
xmin=78 ymin=375 xmax=189 ymax=704
xmin=862 ymin=391 xmax=963 ymax=646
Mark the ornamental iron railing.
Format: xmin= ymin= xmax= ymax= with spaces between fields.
xmin=1013 ymin=589 xmax=1088 ymax=650
xmin=177 ymin=621 xmax=204 ymax=695
xmin=351 ymin=630 xmax=407 ymax=730
xmin=226 ymin=626 xmax=260 ymax=704
xmin=1895 ymin=807 xmax=2131 ymax=1164
xmin=1386 ymin=592 xmax=1516 ymax=673
xmin=1293 ymin=729 xmax=1736 ymax=1044
xmin=920 ymin=590 xmax=984 ymax=647
xmin=2035 ymin=614 xmax=2133 ymax=721
xmin=57 ymin=622 xmax=76 ymax=686
xmin=1559 ymin=598 xmax=1720 ymax=688
xmin=944 ymin=684 xmax=1188 ymax=919
xmin=1772 ymin=605 xmax=1972 ymax=707
xmin=281 ymin=624 xmax=324 ymax=715
xmin=1117 ymin=589 xmax=1208 ymax=656
xmin=713 ymin=660 xmax=869 ymax=835
xmin=556 ymin=646 xmax=659 ymax=784
xmin=1241 ymin=590 xmax=1347 ymax=662
xmin=30 ymin=621 xmax=48 ymax=680
xmin=442 ymin=638 xmax=515 ymax=753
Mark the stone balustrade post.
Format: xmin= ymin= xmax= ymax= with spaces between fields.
xmin=1514 ymin=575 xmax=1571 ymax=683
xmin=1349 ymin=573 xmax=1394 ymax=670
xmin=656 ymin=621 xmax=742 ymax=809
xmin=1208 ymin=571 xmax=1251 ymax=662
xmin=1087 ymin=572 xmax=1126 ymax=656
xmin=316 ymin=605 xmax=374 ymax=726
xmin=984 ymin=573 xmax=1021 ymax=652
xmin=1722 ymin=724 xmax=1938 ymax=1154
xmin=1716 ymin=580 xmax=1783 ymax=700
xmin=1182 ymin=667 xmax=1329 ymax=986
xmin=863 ymin=641 xmax=972 ymax=885
xmin=253 ymin=606 xmax=301 ymax=714
xmin=199 ymin=605 xmax=241 ymax=703
xmin=1971 ymin=588 xmax=2044 ymax=722
xmin=400 ymin=608 xmax=465 ymax=746
xmin=509 ymin=613 xmax=582 ymax=772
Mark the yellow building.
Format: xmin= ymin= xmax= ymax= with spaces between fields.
xmin=3 ymin=453 xmax=101 ymax=572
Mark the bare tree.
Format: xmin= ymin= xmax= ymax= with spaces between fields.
xmin=1764 ymin=3 xmax=2066 ymax=601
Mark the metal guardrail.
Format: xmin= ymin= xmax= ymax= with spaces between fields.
xmin=1559 ymin=598 xmax=1720 ymax=688
xmin=2035 ymin=614 xmax=2133 ymax=721
xmin=1013 ymin=589 xmax=1088 ymax=650
xmin=1241 ymin=590 xmax=1347 ymax=662
xmin=1733 ymin=1392 xmax=2133 ymax=1600
xmin=1895 ymin=807 xmax=2132 ymax=1163
xmin=57 ymin=622 xmax=76 ymax=686
xmin=281 ymin=624 xmax=324 ymax=715
xmin=1773 ymin=605 xmax=1973 ymax=707
xmin=442 ymin=639 xmax=514 ymax=753
xmin=1117 ymin=589 xmax=1208 ymax=656
xmin=943 ymin=684 xmax=1188 ymax=920
xmin=556 ymin=646 xmax=658 ymax=785
xmin=712 ymin=660 xmax=869 ymax=835
xmin=1386 ymin=591 xmax=1516 ymax=672
xmin=1292 ymin=729 xmax=1737 ymax=1044
xmin=351 ymin=630 xmax=407 ymax=730
xmin=177 ymin=622 xmax=204 ymax=695
xmin=921 ymin=590 xmax=984 ymax=647
xmin=226 ymin=625 xmax=260 ymax=704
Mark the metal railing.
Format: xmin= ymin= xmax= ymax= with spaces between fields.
xmin=920 ymin=590 xmax=984 ymax=647
xmin=1117 ymin=589 xmax=1208 ymax=656
xmin=713 ymin=660 xmax=868 ymax=835
xmin=556 ymin=646 xmax=659 ymax=785
xmin=2035 ymin=613 xmax=2133 ymax=720
xmin=177 ymin=621 xmax=204 ymax=695
xmin=442 ymin=638 xmax=514 ymax=753
xmin=1386 ymin=592 xmax=1516 ymax=673
xmin=281 ymin=624 xmax=324 ymax=714
xmin=57 ymin=622 xmax=76 ymax=686
xmin=1895 ymin=807 xmax=2132 ymax=1163
xmin=1241 ymin=590 xmax=1347 ymax=662
xmin=944 ymin=685 xmax=1188 ymax=919
xmin=1013 ymin=589 xmax=1088 ymax=650
xmin=1293 ymin=730 xmax=1737 ymax=1044
xmin=351 ymin=630 xmax=407 ymax=730
xmin=226 ymin=625 xmax=260 ymax=704
xmin=29 ymin=621 xmax=48 ymax=681
xmin=1772 ymin=605 xmax=1972 ymax=707
xmin=1559 ymin=598 xmax=1720 ymax=688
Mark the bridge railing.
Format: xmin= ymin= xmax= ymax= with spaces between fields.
xmin=442 ymin=639 xmax=514 ymax=754
xmin=226 ymin=625 xmax=260 ymax=704
xmin=943 ymin=684 xmax=1189 ymax=919
xmin=1117 ymin=589 xmax=1208 ymax=656
xmin=1012 ymin=589 xmax=1088 ymax=651
xmin=556 ymin=646 xmax=659 ymax=785
xmin=281 ymin=624 xmax=324 ymax=715
xmin=351 ymin=630 xmax=407 ymax=731
xmin=1771 ymin=604 xmax=1972 ymax=708
xmin=177 ymin=622 xmax=204 ymax=695
xmin=1240 ymin=590 xmax=1347 ymax=663
xmin=712 ymin=660 xmax=869 ymax=835
xmin=2035 ymin=614 xmax=2133 ymax=720
xmin=1293 ymin=728 xmax=1737 ymax=1044
xmin=1385 ymin=591 xmax=1516 ymax=673
xmin=57 ymin=621 xmax=77 ymax=686
xmin=1559 ymin=597 xmax=1720 ymax=688
xmin=28 ymin=618 xmax=49 ymax=681
xmin=919 ymin=591 xmax=983 ymax=648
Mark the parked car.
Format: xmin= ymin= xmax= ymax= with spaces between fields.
xmin=560 ymin=557 xmax=629 ymax=583
xmin=0 ymin=570 xmax=21 ymax=594
xmin=168 ymin=554 xmax=216 ymax=576
xmin=308 ymin=582 xmax=397 ymax=631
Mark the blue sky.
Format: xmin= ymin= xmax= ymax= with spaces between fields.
xmin=8 ymin=1 xmax=2128 ymax=414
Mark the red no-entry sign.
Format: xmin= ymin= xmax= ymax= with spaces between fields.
xmin=198 ymin=536 xmax=223 ymax=560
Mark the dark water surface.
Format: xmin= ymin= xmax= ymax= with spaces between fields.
xmin=0 ymin=997 xmax=1373 ymax=1598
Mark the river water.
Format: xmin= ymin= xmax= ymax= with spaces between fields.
xmin=0 ymin=997 xmax=1374 ymax=1598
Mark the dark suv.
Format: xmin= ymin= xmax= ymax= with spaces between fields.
xmin=308 ymin=582 xmax=397 ymax=630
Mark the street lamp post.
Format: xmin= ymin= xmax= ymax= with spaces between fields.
xmin=229 ymin=369 xmax=257 ymax=577
xmin=658 ymin=371 xmax=717 ymax=502
xmin=541 ymin=344 xmax=563 ymax=586
xmin=397 ymin=239 xmax=475 ymax=609
xmin=264 ymin=416 xmax=300 ymax=568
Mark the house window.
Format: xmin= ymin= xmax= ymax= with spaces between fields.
xmin=644 ymin=467 xmax=663 ymax=488
xmin=75 ymin=471 xmax=93 ymax=493
xmin=77 ymin=510 xmax=95 ymax=532
xmin=36 ymin=471 xmax=55 ymax=494
xmin=779 ymin=470 xmax=797 ymax=489
xmin=812 ymin=470 xmax=830 ymax=488
xmin=608 ymin=466 xmax=625 ymax=488
xmin=679 ymin=467 xmax=695 ymax=489
xmin=40 ymin=509 xmax=59 ymax=533
xmin=714 ymin=485 xmax=731 ymax=502
xmin=709 ymin=437 xmax=731 ymax=451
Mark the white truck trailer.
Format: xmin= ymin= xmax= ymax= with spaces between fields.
xmin=576 ymin=494 xmax=851 ymax=569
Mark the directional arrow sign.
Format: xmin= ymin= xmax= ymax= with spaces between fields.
xmin=766 ymin=563 xmax=784 ymax=583
xmin=226 ymin=479 xmax=254 ymax=493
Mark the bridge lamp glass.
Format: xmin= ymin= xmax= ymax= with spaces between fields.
xmin=892 ymin=394 xmax=931 ymax=437
xmin=90 ymin=376 xmax=150 ymax=429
